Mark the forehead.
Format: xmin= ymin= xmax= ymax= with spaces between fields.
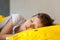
xmin=30 ymin=16 xmax=40 ymax=21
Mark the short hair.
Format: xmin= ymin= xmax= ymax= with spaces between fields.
xmin=33 ymin=13 xmax=54 ymax=26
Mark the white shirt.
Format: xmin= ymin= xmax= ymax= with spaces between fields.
xmin=0 ymin=14 xmax=26 ymax=34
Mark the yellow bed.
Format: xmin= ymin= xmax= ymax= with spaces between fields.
xmin=0 ymin=15 xmax=6 ymax=23
xmin=7 ymin=24 xmax=60 ymax=40
xmin=0 ymin=15 xmax=60 ymax=40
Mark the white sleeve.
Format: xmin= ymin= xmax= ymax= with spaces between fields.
xmin=11 ymin=14 xmax=26 ymax=34
xmin=11 ymin=14 xmax=26 ymax=26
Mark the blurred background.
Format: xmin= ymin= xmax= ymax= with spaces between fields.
xmin=0 ymin=0 xmax=9 ymax=16
xmin=0 ymin=0 xmax=60 ymax=23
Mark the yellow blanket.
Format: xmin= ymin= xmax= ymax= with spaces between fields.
xmin=0 ymin=15 xmax=6 ymax=23
xmin=7 ymin=24 xmax=60 ymax=40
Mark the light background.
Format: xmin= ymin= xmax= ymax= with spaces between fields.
xmin=10 ymin=0 xmax=60 ymax=23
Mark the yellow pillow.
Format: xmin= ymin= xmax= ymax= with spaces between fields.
xmin=7 ymin=24 xmax=60 ymax=40
xmin=0 ymin=15 xmax=6 ymax=23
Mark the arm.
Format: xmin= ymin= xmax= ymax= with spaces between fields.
xmin=0 ymin=34 xmax=13 ymax=40
xmin=0 ymin=19 xmax=13 ymax=34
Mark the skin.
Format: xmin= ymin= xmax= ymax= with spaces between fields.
xmin=0 ymin=19 xmax=13 ymax=34
xmin=0 ymin=19 xmax=13 ymax=40
xmin=0 ymin=16 xmax=44 ymax=40
xmin=19 ymin=16 xmax=44 ymax=31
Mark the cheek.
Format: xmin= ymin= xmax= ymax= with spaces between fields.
xmin=20 ymin=22 xmax=31 ymax=30
xmin=38 ymin=24 xmax=44 ymax=27
xmin=39 ymin=23 xmax=43 ymax=27
xmin=35 ymin=23 xmax=44 ymax=28
xmin=20 ymin=25 xmax=26 ymax=31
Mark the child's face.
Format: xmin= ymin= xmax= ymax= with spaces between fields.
xmin=20 ymin=16 xmax=44 ymax=31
